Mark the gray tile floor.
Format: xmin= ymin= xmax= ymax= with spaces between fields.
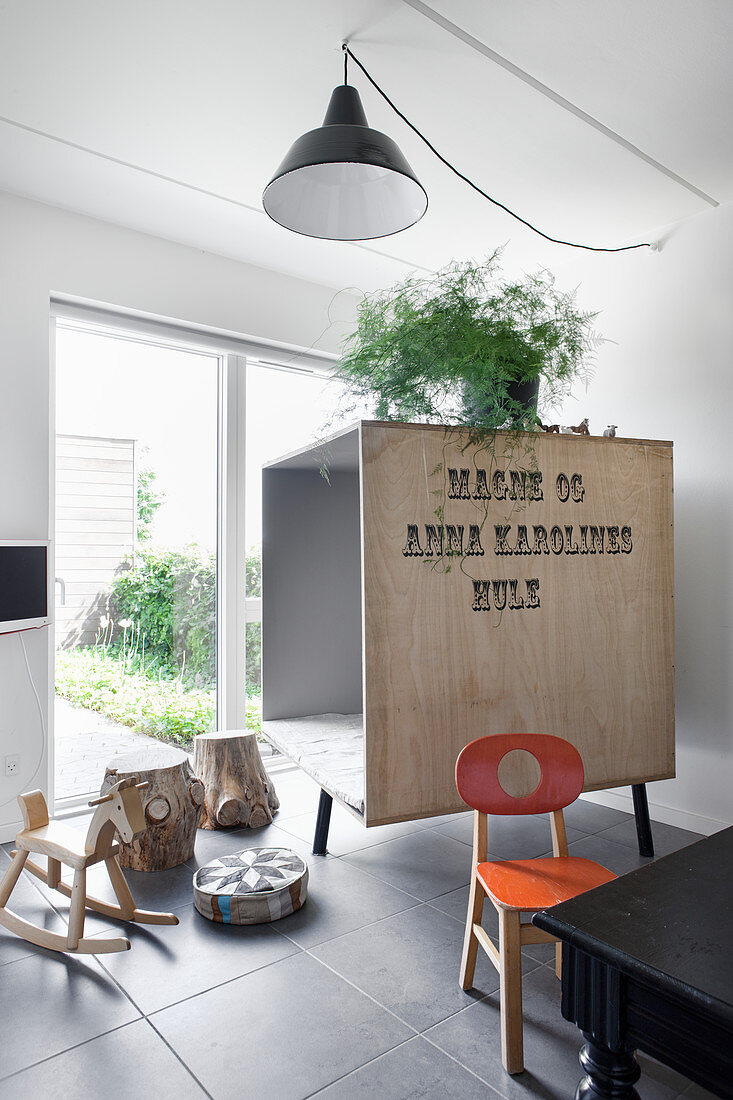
xmin=0 ymin=769 xmax=715 ymax=1100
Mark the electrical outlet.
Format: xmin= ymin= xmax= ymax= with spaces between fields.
xmin=4 ymin=754 xmax=19 ymax=777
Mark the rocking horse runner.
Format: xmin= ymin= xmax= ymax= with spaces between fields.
xmin=0 ymin=779 xmax=178 ymax=954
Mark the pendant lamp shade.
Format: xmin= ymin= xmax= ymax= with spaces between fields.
xmin=263 ymin=85 xmax=427 ymax=241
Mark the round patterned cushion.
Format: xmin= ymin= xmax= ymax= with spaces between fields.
xmin=193 ymin=848 xmax=308 ymax=925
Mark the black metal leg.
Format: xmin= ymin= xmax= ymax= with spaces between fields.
xmin=575 ymin=1033 xmax=641 ymax=1100
xmin=313 ymin=789 xmax=333 ymax=856
xmin=631 ymin=784 xmax=654 ymax=857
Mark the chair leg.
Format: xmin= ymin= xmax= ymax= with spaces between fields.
xmin=459 ymin=869 xmax=485 ymax=990
xmin=47 ymin=857 xmax=61 ymax=890
xmin=555 ymin=941 xmax=562 ymax=980
xmin=105 ymin=857 xmax=136 ymax=921
xmin=0 ymin=849 xmax=29 ymax=907
xmin=67 ymin=868 xmax=86 ymax=951
xmin=104 ymin=857 xmax=178 ymax=925
xmin=499 ymin=907 xmax=524 ymax=1075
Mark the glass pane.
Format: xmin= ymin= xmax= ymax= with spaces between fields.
xmin=54 ymin=323 xmax=218 ymax=799
xmin=245 ymin=365 xmax=349 ymax=554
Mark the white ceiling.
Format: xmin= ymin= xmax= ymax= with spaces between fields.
xmin=0 ymin=0 xmax=730 ymax=292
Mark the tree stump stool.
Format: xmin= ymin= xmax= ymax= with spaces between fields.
xmin=102 ymin=746 xmax=205 ymax=871
xmin=194 ymin=731 xmax=279 ymax=830
xmin=193 ymin=848 xmax=307 ymax=924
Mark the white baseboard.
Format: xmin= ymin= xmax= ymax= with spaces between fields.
xmin=0 ymin=820 xmax=22 ymax=846
xmin=580 ymin=790 xmax=729 ymax=837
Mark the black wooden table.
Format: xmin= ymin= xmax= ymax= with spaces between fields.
xmin=533 ymin=827 xmax=733 ymax=1100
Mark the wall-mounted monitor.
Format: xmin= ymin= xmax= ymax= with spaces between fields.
xmin=0 ymin=541 xmax=52 ymax=634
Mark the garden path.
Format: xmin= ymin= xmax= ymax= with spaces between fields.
xmin=54 ymin=698 xmax=278 ymax=802
xmin=54 ymin=697 xmax=162 ymax=801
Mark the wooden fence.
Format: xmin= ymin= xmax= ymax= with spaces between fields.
xmin=55 ymin=434 xmax=136 ymax=648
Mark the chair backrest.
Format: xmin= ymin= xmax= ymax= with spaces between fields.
xmin=455 ymin=733 xmax=584 ymax=816
xmin=17 ymin=789 xmax=50 ymax=832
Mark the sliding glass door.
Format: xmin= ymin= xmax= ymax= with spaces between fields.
xmin=52 ymin=313 xmax=344 ymax=805
xmin=53 ymin=320 xmax=219 ymax=802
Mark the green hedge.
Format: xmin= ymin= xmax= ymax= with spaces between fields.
xmin=60 ymin=545 xmax=264 ymax=744
xmin=109 ymin=546 xmax=216 ymax=685
xmin=108 ymin=546 xmax=262 ymax=689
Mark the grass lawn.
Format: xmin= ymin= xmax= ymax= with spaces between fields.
xmin=56 ymin=647 xmax=262 ymax=749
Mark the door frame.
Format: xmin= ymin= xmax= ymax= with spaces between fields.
xmin=219 ymin=353 xmax=248 ymax=732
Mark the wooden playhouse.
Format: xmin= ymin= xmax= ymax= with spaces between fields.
xmin=261 ymin=421 xmax=674 ymax=839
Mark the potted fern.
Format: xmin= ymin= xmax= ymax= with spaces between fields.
xmin=334 ymin=251 xmax=597 ymax=431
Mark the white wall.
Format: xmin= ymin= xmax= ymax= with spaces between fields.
xmin=0 ymin=189 xmax=356 ymax=841
xmin=553 ymin=199 xmax=733 ymax=834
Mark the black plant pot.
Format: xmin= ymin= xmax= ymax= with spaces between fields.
xmin=463 ymin=376 xmax=540 ymax=424
xmin=506 ymin=376 xmax=540 ymax=415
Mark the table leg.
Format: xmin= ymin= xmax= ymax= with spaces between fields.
xmin=575 ymin=1033 xmax=641 ymax=1100
xmin=313 ymin=789 xmax=333 ymax=856
xmin=631 ymin=784 xmax=654 ymax=857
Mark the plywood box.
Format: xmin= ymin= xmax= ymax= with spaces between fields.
xmin=262 ymin=421 xmax=674 ymax=826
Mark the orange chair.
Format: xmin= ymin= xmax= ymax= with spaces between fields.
xmin=455 ymin=733 xmax=616 ymax=1075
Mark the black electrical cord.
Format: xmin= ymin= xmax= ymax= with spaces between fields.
xmin=343 ymin=44 xmax=652 ymax=254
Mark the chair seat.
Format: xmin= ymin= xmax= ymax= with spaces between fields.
xmin=477 ymin=856 xmax=616 ymax=911
xmin=16 ymin=822 xmax=93 ymax=869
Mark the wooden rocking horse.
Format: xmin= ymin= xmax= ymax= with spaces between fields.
xmin=0 ymin=779 xmax=179 ymax=954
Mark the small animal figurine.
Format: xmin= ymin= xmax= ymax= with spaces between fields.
xmin=0 ymin=780 xmax=179 ymax=954
xmin=538 ymin=421 xmax=560 ymax=433
xmin=569 ymin=418 xmax=590 ymax=436
xmin=603 ymin=425 xmax=618 ymax=438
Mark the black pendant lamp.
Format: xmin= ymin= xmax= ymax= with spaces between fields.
xmin=262 ymin=51 xmax=427 ymax=241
